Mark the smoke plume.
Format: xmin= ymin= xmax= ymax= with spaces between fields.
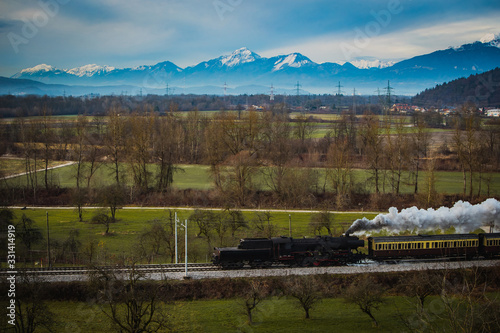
xmin=345 ymin=198 xmax=500 ymax=236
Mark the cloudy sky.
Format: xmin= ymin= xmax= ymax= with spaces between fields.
xmin=1 ymin=0 xmax=499 ymax=76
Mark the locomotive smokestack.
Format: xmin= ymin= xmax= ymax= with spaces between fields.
xmin=345 ymin=198 xmax=500 ymax=236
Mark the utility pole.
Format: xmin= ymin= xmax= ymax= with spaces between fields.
xmin=288 ymin=214 xmax=292 ymax=237
xmin=46 ymin=212 xmax=51 ymax=268
xmin=175 ymin=212 xmax=178 ymax=264
xmin=180 ymin=219 xmax=189 ymax=278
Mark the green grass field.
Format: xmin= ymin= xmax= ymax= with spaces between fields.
xmin=8 ymin=207 xmax=377 ymax=266
xmin=41 ymin=295 xmax=445 ymax=332
xmin=4 ymin=162 xmax=500 ymax=196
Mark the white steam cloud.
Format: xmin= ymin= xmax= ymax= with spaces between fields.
xmin=346 ymin=199 xmax=500 ymax=236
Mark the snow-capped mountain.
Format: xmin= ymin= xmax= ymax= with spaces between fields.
xmin=220 ymin=47 xmax=261 ymax=67
xmin=480 ymin=33 xmax=500 ymax=48
xmin=67 ymin=64 xmax=115 ymax=77
xmin=272 ymin=53 xmax=314 ymax=71
xmin=349 ymin=58 xmax=395 ymax=69
xmin=8 ymin=34 xmax=500 ymax=95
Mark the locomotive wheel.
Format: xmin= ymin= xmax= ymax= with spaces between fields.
xmin=301 ymin=257 xmax=315 ymax=267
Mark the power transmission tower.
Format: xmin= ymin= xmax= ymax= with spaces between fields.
xmin=165 ymin=84 xmax=175 ymax=97
xmin=336 ymin=81 xmax=344 ymax=114
xmin=352 ymin=88 xmax=357 ymax=116
xmin=223 ymin=82 xmax=228 ymax=109
xmin=270 ymin=83 xmax=275 ymax=102
xmin=383 ymin=80 xmax=394 ymax=115
xmin=295 ymin=81 xmax=301 ymax=109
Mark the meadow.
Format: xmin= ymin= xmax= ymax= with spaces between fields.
xmin=46 ymin=296 xmax=427 ymax=332
xmin=9 ymin=207 xmax=377 ymax=266
xmin=3 ymin=160 xmax=500 ymax=196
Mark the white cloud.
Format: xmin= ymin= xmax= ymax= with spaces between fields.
xmin=260 ymin=15 xmax=500 ymax=64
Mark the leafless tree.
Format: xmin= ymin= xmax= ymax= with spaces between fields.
xmin=410 ymin=113 xmax=431 ymax=195
xmin=309 ymin=209 xmax=334 ymax=236
xmin=384 ymin=115 xmax=410 ymax=194
xmin=358 ymin=112 xmax=383 ymax=194
xmin=127 ymin=109 xmax=154 ymax=193
xmin=105 ymin=107 xmax=126 ymax=185
xmin=13 ymin=273 xmax=55 ymax=333
xmin=252 ymin=211 xmax=276 ymax=238
xmin=343 ymin=275 xmax=385 ymax=327
xmin=89 ymin=262 xmax=170 ymax=333
xmin=241 ymin=280 xmax=267 ymax=325
xmin=452 ymin=103 xmax=482 ymax=199
xmin=283 ymin=276 xmax=322 ymax=319
xmin=40 ymin=107 xmax=55 ymax=191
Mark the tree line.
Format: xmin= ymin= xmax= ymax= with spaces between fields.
xmin=413 ymin=67 xmax=500 ymax=108
xmin=0 ymin=93 xmax=411 ymax=117
xmin=0 ymin=102 xmax=499 ymax=210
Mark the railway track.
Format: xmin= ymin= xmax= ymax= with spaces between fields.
xmin=0 ymin=263 xmax=218 ymax=276
xmin=2 ymin=259 xmax=497 ymax=282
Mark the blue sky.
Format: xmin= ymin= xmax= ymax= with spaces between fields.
xmin=1 ymin=0 xmax=499 ymax=76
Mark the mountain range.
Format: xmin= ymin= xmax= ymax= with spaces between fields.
xmin=3 ymin=34 xmax=500 ymax=96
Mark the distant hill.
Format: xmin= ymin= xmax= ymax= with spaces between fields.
xmin=412 ymin=67 xmax=500 ymax=108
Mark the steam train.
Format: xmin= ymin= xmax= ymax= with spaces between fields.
xmin=212 ymin=233 xmax=500 ymax=268
xmin=212 ymin=235 xmax=365 ymax=268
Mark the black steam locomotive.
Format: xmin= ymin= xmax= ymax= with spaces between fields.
xmin=212 ymin=235 xmax=365 ymax=268
xmin=213 ymin=233 xmax=500 ymax=269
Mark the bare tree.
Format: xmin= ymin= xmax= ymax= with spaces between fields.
xmin=252 ymin=211 xmax=276 ymax=238
xmin=410 ymin=113 xmax=431 ymax=195
xmin=105 ymin=107 xmax=125 ymax=185
xmin=384 ymin=115 xmax=410 ymax=194
xmin=219 ymin=151 xmax=257 ymax=206
xmin=16 ymin=214 xmax=43 ymax=264
xmin=73 ymin=115 xmax=88 ymax=221
xmin=325 ymin=138 xmax=354 ymax=208
xmin=344 ymin=275 xmax=385 ymax=327
xmin=89 ymin=262 xmax=170 ymax=333
xmin=241 ymin=280 xmax=267 ymax=325
xmin=223 ymin=209 xmax=248 ymax=238
xmin=452 ymin=103 xmax=481 ymax=199
xmin=97 ymin=184 xmax=126 ymax=224
xmin=13 ymin=273 xmax=55 ymax=333
xmin=40 ymin=107 xmax=55 ymax=191
xmin=153 ymin=114 xmax=182 ymax=192
xmin=91 ymin=212 xmax=113 ymax=235
xmin=283 ymin=276 xmax=322 ymax=319
xmin=359 ymin=112 xmax=383 ymax=194
xmin=136 ymin=219 xmax=174 ymax=263
xmin=127 ymin=109 xmax=154 ymax=193
xmin=309 ymin=209 xmax=334 ymax=236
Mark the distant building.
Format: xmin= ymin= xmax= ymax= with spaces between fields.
xmin=486 ymin=109 xmax=500 ymax=117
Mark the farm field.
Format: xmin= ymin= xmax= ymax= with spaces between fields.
xmin=3 ymin=161 xmax=500 ymax=196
